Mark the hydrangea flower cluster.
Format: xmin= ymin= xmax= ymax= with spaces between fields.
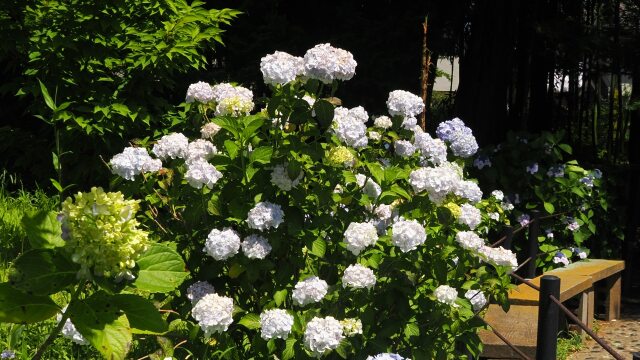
xmin=211 ymin=83 xmax=255 ymax=117
xmin=386 ymin=90 xmax=425 ymax=118
xmin=247 ymin=202 xmax=285 ymax=231
xmin=374 ymin=115 xmax=393 ymax=129
xmin=260 ymin=51 xmax=304 ymax=85
xmin=186 ymin=81 xmax=215 ymax=104
xmin=271 ymin=163 xmax=303 ymax=191
xmin=435 ymin=118 xmax=478 ymax=158
xmin=191 ymin=293 xmax=234 ymax=336
xmin=292 ymin=277 xmax=328 ymax=306
xmin=366 ymin=354 xmax=408 ymax=360
xmin=394 ymin=140 xmax=416 ymax=157
xmin=409 ymin=162 xmax=482 ymax=204
xmin=57 ymin=308 xmax=89 ymax=345
xmin=553 ymin=252 xmax=570 ymax=266
xmin=186 ymin=281 xmax=216 ymax=305
xmin=434 ymin=285 xmax=458 ymax=306
xmin=152 ymin=133 xmax=189 ymax=160
xmin=303 ymin=43 xmax=357 ymax=84
xmin=547 ymin=164 xmax=566 ymax=178
xmin=109 ymin=147 xmax=162 ymax=180
xmin=455 ymin=231 xmax=485 ymax=251
xmin=303 ymin=316 xmax=345 ymax=356
xmin=391 ymin=219 xmax=427 ymax=252
xmin=185 ymin=159 xmax=223 ymax=189
xmin=342 ymin=264 xmax=376 ymax=289
xmin=204 ymin=228 xmax=241 ymax=261
xmin=476 ymin=246 xmax=518 ymax=271
xmin=458 ymin=204 xmax=481 ymax=229
xmin=413 ymin=131 xmax=448 ymax=165
xmin=259 ymin=309 xmax=294 ymax=340
xmin=186 ymin=139 xmax=218 ymax=163
xmin=201 ymin=122 xmax=222 ymax=139
xmin=355 ymin=174 xmax=382 ymax=199
xmin=340 ymin=318 xmax=363 ymax=336
xmin=60 ymin=187 xmax=149 ymax=280
xmin=241 ymin=234 xmax=272 ymax=259
xmin=332 ymin=106 xmax=369 ymax=148
xmin=343 ymin=222 xmax=378 ymax=255
xmin=465 ymin=289 xmax=488 ymax=311
xmin=326 ymin=146 xmax=357 ymax=167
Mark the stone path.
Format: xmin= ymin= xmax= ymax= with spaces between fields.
xmin=569 ymin=303 xmax=640 ymax=359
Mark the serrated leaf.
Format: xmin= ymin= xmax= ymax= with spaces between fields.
xmin=113 ymin=294 xmax=167 ymax=334
xmin=238 ymin=313 xmax=261 ymax=330
xmin=224 ymin=140 xmax=239 ymax=159
xmin=249 ymin=146 xmax=273 ymax=164
xmin=310 ymin=239 xmax=326 ymax=258
xmin=8 ymin=249 xmax=77 ymax=295
xmin=404 ymin=322 xmax=420 ymax=337
xmin=313 ymin=99 xmax=334 ymax=130
xmin=21 ymin=210 xmax=65 ymax=249
xmin=282 ymin=338 xmax=297 ymax=360
xmin=133 ymin=244 xmax=188 ymax=293
xmin=365 ymin=162 xmax=384 ymax=184
xmin=0 ymin=283 xmax=59 ymax=323
xmin=242 ymin=115 xmax=266 ymax=139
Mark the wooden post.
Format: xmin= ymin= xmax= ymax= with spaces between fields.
xmin=578 ymin=287 xmax=594 ymax=338
xmin=420 ymin=17 xmax=430 ymax=131
xmin=605 ymin=273 xmax=622 ymax=320
xmin=526 ymin=211 xmax=541 ymax=279
xmin=537 ymin=275 xmax=560 ymax=360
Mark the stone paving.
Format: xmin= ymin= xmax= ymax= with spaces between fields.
xmin=569 ymin=303 xmax=640 ymax=359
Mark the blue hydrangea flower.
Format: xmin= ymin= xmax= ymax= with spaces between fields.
xmin=366 ymin=353 xmax=408 ymax=360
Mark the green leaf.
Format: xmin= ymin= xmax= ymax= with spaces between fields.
xmin=21 ymin=210 xmax=65 ymax=249
xmin=558 ymin=143 xmax=572 ymax=154
xmin=133 ymin=244 xmax=188 ymax=293
xmin=274 ymin=289 xmax=288 ymax=306
xmin=310 ymin=239 xmax=326 ymax=258
xmin=238 ymin=313 xmax=261 ymax=330
xmin=8 ymin=249 xmax=77 ymax=295
xmin=543 ymin=202 xmax=555 ymax=214
xmin=213 ymin=117 xmax=240 ymax=138
xmin=113 ymin=294 xmax=167 ymax=334
xmin=249 ymin=146 xmax=273 ymax=164
xmin=404 ymin=322 xmax=420 ymax=338
xmin=38 ymin=80 xmax=56 ymax=111
xmin=313 ymin=99 xmax=334 ymax=130
xmin=69 ymin=293 xmax=132 ymax=360
xmin=365 ymin=162 xmax=384 ymax=184
xmin=282 ymin=338 xmax=297 ymax=360
xmin=224 ymin=140 xmax=240 ymax=159
xmin=242 ymin=115 xmax=266 ymax=139
xmin=0 ymin=283 xmax=59 ymax=323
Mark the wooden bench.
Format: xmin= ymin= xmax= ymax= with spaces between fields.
xmin=479 ymin=259 xmax=625 ymax=358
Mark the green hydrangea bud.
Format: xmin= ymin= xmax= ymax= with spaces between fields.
xmin=61 ymin=187 xmax=150 ymax=281
xmin=443 ymin=202 xmax=461 ymax=218
xmin=326 ymin=146 xmax=356 ymax=167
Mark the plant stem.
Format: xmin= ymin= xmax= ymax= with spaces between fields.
xmin=32 ymin=283 xmax=84 ymax=360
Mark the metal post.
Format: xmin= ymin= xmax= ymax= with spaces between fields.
xmin=503 ymin=226 xmax=514 ymax=251
xmin=526 ymin=210 xmax=541 ymax=279
xmin=536 ymin=275 xmax=560 ymax=360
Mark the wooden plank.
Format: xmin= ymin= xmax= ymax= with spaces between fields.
xmin=479 ymin=304 xmax=538 ymax=358
xmin=548 ymin=259 xmax=625 ymax=282
xmin=577 ymin=287 xmax=594 ymax=338
xmin=605 ymin=273 xmax=621 ymax=320
xmin=509 ymin=274 xmax=593 ymax=305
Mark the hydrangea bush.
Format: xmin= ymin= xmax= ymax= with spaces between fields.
xmin=469 ymin=131 xmax=619 ymax=271
xmin=98 ymin=44 xmax=520 ymax=359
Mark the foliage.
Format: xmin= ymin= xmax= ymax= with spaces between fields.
xmin=105 ymin=46 xmax=517 ymax=359
xmin=556 ymin=331 xmax=584 ymax=360
xmin=470 ymin=131 xmax=622 ymax=271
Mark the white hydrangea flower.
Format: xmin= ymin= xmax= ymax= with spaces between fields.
xmin=450 ymin=133 xmax=479 ymax=158
xmin=247 ymin=202 xmax=285 ymax=231
xmin=458 ymin=204 xmax=481 ymax=230
xmin=186 ymin=281 xmax=216 ymax=305
xmin=372 ymin=204 xmax=392 ymax=220
xmin=186 ymin=81 xmax=215 ymax=104
xmin=260 ymin=51 xmax=304 ymax=85
xmin=394 ymin=140 xmax=415 ymax=157
xmin=303 ymin=43 xmax=357 ymax=84
xmin=455 ymin=231 xmax=484 ymax=251
xmin=303 ymin=94 xmax=316 ymax=107
xmin=401 ymin=116 xmax=418 ymax=130
xmin=186 ymin=139 xmax=218 ymax=164
xmin=332 ymin=106 xmax=368 ymax=148
xmin=366 ymin=353 xmax=408 ymax=360
xmin=270 ymin=163 xmax=302 ymax=191
xmin=454 ymin=181 xmax=483 ymax=204
xmin=259 ymin=309 xmax=294 ymax=340
xmin=57 ymin=308 xmax=89 ymax=345
xmin=368 ymin=131 xmax=381 ymax=141
xmin=241 ymin=234 xmax=272 ymax=259
xmin=343 ymin=222 xmax=378 ymax=255
xmin=340 ymin=318 xmax=363 ymax=336
xmin=211 ymin=83 xmax=255 ymax=117
xmin=477 ymin=245 xmax=518 ymax=271
xmin=435 ymin=118 xmax=478 ymax=158
xmin=391 ymin=219 xmax=427 ymax=252
xmin=201 ymin=122 xmax=222 ymax=139
xmin=303 ymin=316 xmax=344 ymax=356
xmin=348 ymin=106 xmax=369 ymax=123
xmin=489 ymin=212 xmax=500 ymax=221
xmin=491 ymin=190 xmax=504 ymax=201
xmin=152 ymin=133 xmax=189 ymax=160
xmin=414 ymin=132 xmax=448 ymax=165
xmin=355 ymin=174 xmax=382 ymax=199
xmin=292 ymin=276 xmax=328 ymax=306
xmin=204 ymin=228 xmax=241 ymax=261
xmin=434 ymin=285 xmax=458 ymax=305
xmin=465 ymin=289 xmax=488 ymax=311
xmin=191 ymin=293 xmax=234 ymax=336
xmin=342 ymin=264 xmax=376 ymax=289
xmin=374 ymin=115 xmax=393 ymax=129
xmin=386 ymin=90 xmax=425 ymax=118
xmin=185 ymin=159 xmax=223 ymax=189
xmin=109 ymin=147 xmax=162 ymax=180
xmin=408 ymin=163 xmax=462 ymax=204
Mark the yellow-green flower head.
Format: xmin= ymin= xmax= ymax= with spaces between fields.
xmin=443 ymin=202 xmax=461 ymax=218
xmin=61 ymin=187 xmax=149 ymax=281
xmin=326 ymin=146 xmax=356 ymax=167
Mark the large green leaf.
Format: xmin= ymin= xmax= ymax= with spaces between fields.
xmin=8 ymin=249 xmax=77 ymax=295
xmin=69 ymin=293 xmax=132 ymax=360
xmin=238 ymin=313 xmax=261 ymax=330
xmin=112 ymin=294 xmax=167 ymax=334
xmin=313 ymin=99 xmax=334 ymax=130
xmin=133 ymin=244 xmax=188 ymax=293
xmin=21 ymin=210 xmax=65 ymax=249
xmin=0 ymin=283 xmax=59 ymax=323
xmin=249 ymin=146 xmax=273 ymax=164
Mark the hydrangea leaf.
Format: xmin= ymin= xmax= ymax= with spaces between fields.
xmin=21 ymin=210 xmax=65 ymax=249
xmin=0 ymin=283 xmax=59 ymax=323
xmin=112 ymin=294 xmax=167 ymax=335
xmin=282 ymin=337 xmax=297 ymax=360
xmin=8 ymin=249 xmax=77 ymax=295
xmin=313 ymin=99 xmax=334 ymax=130
xmin=69 ymin=293 xmax=131 ymax=360
xmin=310 ymin=239 xmax=326 ymax=258
xmin=133 ymin=244 xmax=188 ymax=293
xmin=238 ymin=313 xmax=261 ymax=330
xmin=249 ymin=146 xmax=273 ymax=164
